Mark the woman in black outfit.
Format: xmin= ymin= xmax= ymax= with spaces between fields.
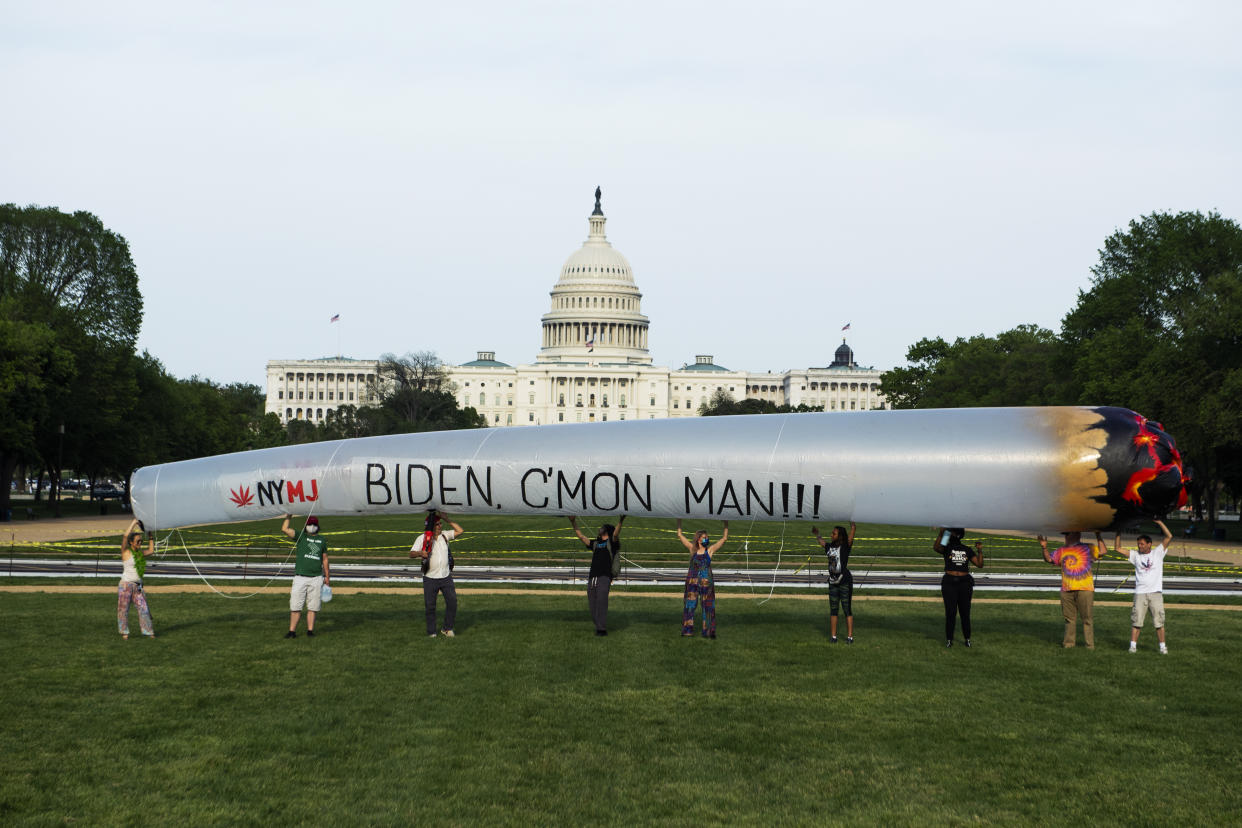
xmin=812 ymin=522 xmax=857 ymax=643
xmin=934 ymin=527 xmax=983 ymax=647
xmin=569 ymin=515 xmax=625 ymax=636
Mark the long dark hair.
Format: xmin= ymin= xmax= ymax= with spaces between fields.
xmin=831 ymin=525 xmax=851 ymax=553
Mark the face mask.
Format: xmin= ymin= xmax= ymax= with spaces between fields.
xmin=700 ymin=537 xmax=710 ymax=548
xmin=306 ymin=524 xmax=319 ymax=535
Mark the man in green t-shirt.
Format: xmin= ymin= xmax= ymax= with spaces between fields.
xmin=281 ymin=514 xmax=331 ymax=638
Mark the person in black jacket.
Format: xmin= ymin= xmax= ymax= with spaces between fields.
xmin=934 ymin=527 xmax=984 ymax=647
xmin=569 ymin=515 xmax=625 ymax=636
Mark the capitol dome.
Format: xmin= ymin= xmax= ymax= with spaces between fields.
xmin=557 ymin=242 xmax=636 ymax=286
xmin=538 ymin=188 xmax=651 ymax=365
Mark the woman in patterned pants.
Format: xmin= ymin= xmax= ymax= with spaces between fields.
xmin=118 ymin=519 xmax=155 ymax=639
xmin=677 ymin=519 xmax=729 ymax=638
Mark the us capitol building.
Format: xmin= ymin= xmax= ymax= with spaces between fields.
xmin=265 ymin=190 xmax=886 ymax=427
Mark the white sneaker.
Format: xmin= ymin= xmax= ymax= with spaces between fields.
xmin=428 ymin=633 xmax=437 ymax=638
xmin=443 ymin=630 xmax=456 ymax=637
xmin=1159 ymin=646 xmax=1168 ymax=655
xmin=1128 ymin=646 xmax=1137 ymax=654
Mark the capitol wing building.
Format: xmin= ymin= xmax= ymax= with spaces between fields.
xmin=266 ymin=193 xmax=886 ymax=426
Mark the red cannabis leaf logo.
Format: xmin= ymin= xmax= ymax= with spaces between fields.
xmin=229 ymin=486 xmax=255 ymax=507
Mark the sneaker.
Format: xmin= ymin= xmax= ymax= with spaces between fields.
xmin=1128 ymin=645 xmax=1137 ymax=654
xmin=428 ymin=633 xmax=437 ymax=638
xmin=306 ymin=630 xmax=315 ymax=638
xmin=846 ymin=637 xmax=854 ymax=645
xmin=830 ymin=636 xmax=838 ymax=644
xmin=964 ymin=639 xmax=971 ymax=648
xmin=946 ymin=640 xmax=953 ymax=648
xmin=1159 ymin=646 xmax=1168 ymax=655
xmin=284 ymin=631 xmax=296 ymax=639
xmin=442 ymin=630 xmax=455 ymax=638
xmin=595 ymin=630 xmax=606 ymax=636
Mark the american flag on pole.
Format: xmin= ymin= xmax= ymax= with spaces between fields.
xmin=330 ymin=314 xmax=340 ymax=323
xmin=841 ymin=322 xmax=851 ymax=331
xmin=586 ymin=336 xmax=594 ymax=352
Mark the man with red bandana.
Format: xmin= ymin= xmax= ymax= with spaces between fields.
xmin=1038 ymin=531 xmax=1106 ymax=649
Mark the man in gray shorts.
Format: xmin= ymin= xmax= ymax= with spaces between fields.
xmin=281 ymin=514 xmax=331 ymax=638
xmin=1114 ymin=519 xmax=1172 ymax=654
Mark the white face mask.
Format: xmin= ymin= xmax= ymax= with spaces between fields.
xmin=306 ymin=524 xmax=319 ymax=535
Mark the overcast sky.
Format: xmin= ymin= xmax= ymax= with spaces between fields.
xmin=5 ymin=1 xmax=1240 ymax=387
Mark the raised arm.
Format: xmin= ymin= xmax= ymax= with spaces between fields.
xmin=567 ymin=516 xmax=591 ymax=547
xmin=280 ymin=514 xmax=297 ymax=540
xmin=1155 ymin=519 xmax=1173 ymax=549
xmin=1038 ymin=534 xmax=1053 ymax=565
xmin=676 ymin=519 xmax=695 ymax=552
xmin=970 ymin=539 xmax=984 ymax=568
xmin=447 ymin=520 xmax=464 ymax=537
xmin=810 ymin=526 xmax=827 ymax=550
xmin=848 ymin=521 xmax=857 ymax=546
xmin=708 ymin=521 xmax=729 ymax=555
xmin=122 ymin=519 xmax=139 ymax=552
xmin=1113 ymin=532 xmax=1123 ymax=557
xmin=613 ymin=514 xmax=626 ymax=540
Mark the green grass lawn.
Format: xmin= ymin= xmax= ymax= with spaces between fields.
xmin=2 ymin=591 xmax=1239 ymax=825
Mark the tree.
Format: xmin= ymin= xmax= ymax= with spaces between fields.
xmin=0 ymin=315 xmax=74 ymax=507
xmin=375 ymin=351 xmax=486 ymax=432
xmin=1062 ymin=210 xmax=1242 ymax=528
xmin=277 ymin=353 xmax=486 ymax=445
xmin=880 ymin=325 xmax=1074 ymax=409
xmin=0 ymin=204 xmax=142 ymax=516
xmin=698 ymin=389 xmax=821 ymax=416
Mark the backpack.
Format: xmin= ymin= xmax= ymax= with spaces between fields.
xmin=610 ymin=540 xmax=622 ymax=578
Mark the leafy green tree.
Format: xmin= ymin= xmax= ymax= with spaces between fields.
xmin=39 ymin=330 xmax=138 ymax=495
xmin=286 ymin=418 xmax=323 ymax=445
xmin=698 ymin=389 xmax=821 ymax=416
xmin=0 ymin=204 xmax=141 ymax=516
xmin=0 ymin=315 xmax=74 ymax=508
xmin=1063 ymin=211 xmax=1242 ymax=526
xmin=880 ymin=325 xmax=1075 ymax=409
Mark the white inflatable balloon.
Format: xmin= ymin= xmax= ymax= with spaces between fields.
xmin=130 ymin=406 xmax=1187 ymax=532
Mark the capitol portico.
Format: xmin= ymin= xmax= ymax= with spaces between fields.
xmin=265 ymin=190 xmax=886 ymax=426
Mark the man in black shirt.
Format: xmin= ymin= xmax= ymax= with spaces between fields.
xmin=569 ymin=515 xmax=626 ymax=636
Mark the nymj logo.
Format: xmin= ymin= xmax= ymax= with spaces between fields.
xmin=228 ymin=479 xmax=319 ymax=508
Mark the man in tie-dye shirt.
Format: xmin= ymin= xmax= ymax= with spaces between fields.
xmin=1038 ymin=531 xmax=1106 ymax=649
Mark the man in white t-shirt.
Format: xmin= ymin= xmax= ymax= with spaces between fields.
xmin=410 ymin=511 xmax=464 ymax=638
xmin=1114 ymin=519 xmax=1173 ymax=654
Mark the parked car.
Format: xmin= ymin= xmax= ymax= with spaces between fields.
xmin=91 ymin=485 xmax=125 ymax=501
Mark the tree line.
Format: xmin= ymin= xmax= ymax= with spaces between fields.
xmin=0 ymin=204 xmax=483 ymax=518
xmin=879 ymin=210 xmax=1242 ymax=528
